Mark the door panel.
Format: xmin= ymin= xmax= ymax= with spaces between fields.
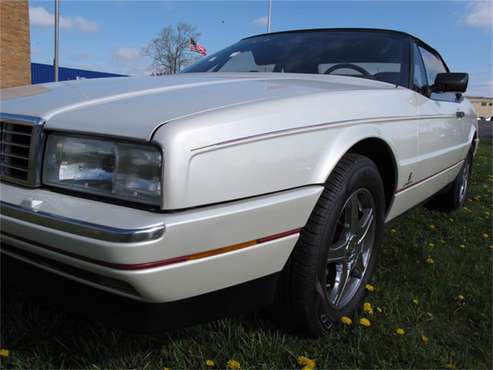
xmin=415 ymin=93 xmax=467 ymax=182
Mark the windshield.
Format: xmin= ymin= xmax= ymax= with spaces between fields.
xmin=183 ymin=30 xmax=410 ymax=87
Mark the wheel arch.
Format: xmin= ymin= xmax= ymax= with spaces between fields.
xmin=346 ymin=138 xmax=398 ymax=212
xmin=317 ymin=131 xmax=399 ymax=214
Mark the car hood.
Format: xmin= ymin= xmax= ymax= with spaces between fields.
xmin=1 ymin=73 xmax=395 ymax=141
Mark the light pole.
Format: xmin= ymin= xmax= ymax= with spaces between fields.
xmin=267 ymin=0 xmax=272 ymax=33
xmin=54 ymin=0 xmax=60 ymax=81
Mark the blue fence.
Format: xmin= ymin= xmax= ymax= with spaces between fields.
xmin=31 ymin=63 xmax=127 ymax=84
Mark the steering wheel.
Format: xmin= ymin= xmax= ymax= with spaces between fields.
xmin=324 ymin=63 xmax=371 ymax=76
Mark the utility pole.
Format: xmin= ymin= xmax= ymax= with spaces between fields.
xmin=54 ymin=0 xmax=60 ymax=81
xmin=267 ymin=0 xmax=272 ymax=33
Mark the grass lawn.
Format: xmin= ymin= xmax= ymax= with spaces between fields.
xmin=1 ymin=142 xmax=491 ymax=369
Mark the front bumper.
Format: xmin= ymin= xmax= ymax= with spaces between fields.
xmin=0 ymin=183 xmax=322 ymax=303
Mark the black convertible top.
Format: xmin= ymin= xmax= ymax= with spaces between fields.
xmin=243 ymin=28 xmax=446 ymax=68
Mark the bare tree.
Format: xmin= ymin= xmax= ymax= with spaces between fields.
xmin=144 ymin=22 xmax=201 ymax=75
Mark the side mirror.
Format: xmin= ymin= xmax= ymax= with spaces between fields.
xmin=433 ymin=73 xmax=468 ymax=93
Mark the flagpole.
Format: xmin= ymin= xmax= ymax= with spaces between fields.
xmin=54 ymin=0 xmax=60 ymax=81
xmin=267 ymin=0 xmax=272 ymax=33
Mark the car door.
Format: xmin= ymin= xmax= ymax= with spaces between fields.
xmin=413 ymin=43 xmax=469 ymax=183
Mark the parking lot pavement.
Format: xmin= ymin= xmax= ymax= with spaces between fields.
xmin=478 ymin=119 xmax=492 ymax=141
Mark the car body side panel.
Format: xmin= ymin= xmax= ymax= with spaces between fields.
xmin=153 ymin=87 xmax=420 ymax=210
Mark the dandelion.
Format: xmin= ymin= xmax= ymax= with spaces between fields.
xmin=489 ymin=245 xmax=493 ymax=251
xmin=363 ymin=302 xmax=374 ymax=315
xmin=421 ymin=335 xmax=429 ymax=343
xmin=459 ymin=244 xmax=466 ymax=249
xmin=297 ymin=355 xmax=316 ymax=369
xmin=463 ymin=207 xmax=472 ymax=213
xmin=365 ymin=283 xmax=376 ymax=292
xmin=340 ymin=316 xmax=352 ymax=325
xmin=429 ymin=224 xmax=436 ymax=230
xmin=206 ymin=359 xmax=215 ymax=368
xmin=425 ymin=256 xmax=434 ymax=264
xmin=483 ymin=233 xmax=490 ymax=239
xmin=390 ymin=228 xmax=397 ymax=234
xmin=227 ymin=359 xmax=241 ymax=369
xmin=359 ymin=318 xmax=371 ymax=327
xmin=457 ymin=294 xmax=465 ymax=301
xmin=412 ymin=298 xmax=419 ymax=305
xmin=447 ymin=363 xmax=456 ymax=369
xmin=376 ymin=306 xmax=383 ymax=313
xmin=0 ymin=349 xmax=9 ymax=358
xmin=163 ymin=368 xmax=169 ymax=370
xmin=395 ymin=328 xmax=405 ymax=335
xmin=428 ymin=242 xmax=435 ymax=247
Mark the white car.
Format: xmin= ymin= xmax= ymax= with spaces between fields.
xmin=0 ymin=28 xmax=478 ymax=336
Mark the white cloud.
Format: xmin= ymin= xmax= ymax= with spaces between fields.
xmin=113 ymin=48 xmax=141 ymax=62
xmin=111 ymin=47 xmax=150 ymax=76
xmin=29 ymin=6 xmax=98 ymax=32
xmin=252 ymin=16 xmax=268 ymax=27
xmin=463 ymin=1 xmax=493 ymax=28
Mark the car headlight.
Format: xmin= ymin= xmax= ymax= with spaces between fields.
xmin=43 ymin=134 xmax=162 ymax=206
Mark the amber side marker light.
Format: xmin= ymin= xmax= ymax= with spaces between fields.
xmin=110 ymin=227 xmax=303 ymax=270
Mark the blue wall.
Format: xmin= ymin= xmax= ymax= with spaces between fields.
xmin=31 ymin=63 xmax=127 ymax=84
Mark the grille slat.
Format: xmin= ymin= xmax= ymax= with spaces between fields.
xmin=0 ymin=116 xmax=43 ymax=186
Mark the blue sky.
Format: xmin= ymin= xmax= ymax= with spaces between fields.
xmin=29 ymin=0 xmax=492 ymax=96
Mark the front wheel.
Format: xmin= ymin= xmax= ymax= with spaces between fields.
xmin=278 ymin=153 xmax=385 ymax=337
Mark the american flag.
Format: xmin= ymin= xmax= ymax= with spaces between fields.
xmin=190 ymin=38 xmax=207 ymax=56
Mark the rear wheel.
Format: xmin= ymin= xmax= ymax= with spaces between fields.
xmin=426 ymin=152 xmax=473 ymax=212
xmin=278 ymin=153 xmax=385 ymax=336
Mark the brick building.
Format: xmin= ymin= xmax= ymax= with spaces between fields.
xmin=0 ymin=0 xmax=31 ymax=88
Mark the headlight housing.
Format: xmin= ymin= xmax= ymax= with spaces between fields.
xmin=43 ymin=134 xmax=162 ymax=206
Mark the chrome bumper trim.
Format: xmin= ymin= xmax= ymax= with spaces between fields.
xmin=0 ymin=201 xmax=165 ymax=243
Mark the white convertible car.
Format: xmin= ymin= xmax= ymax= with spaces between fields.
xmin=0 ymin=29 xmax=478 ymax=335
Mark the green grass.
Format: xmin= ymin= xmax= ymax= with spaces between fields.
xmin=1 ymin=143 xmax=492 ymax=369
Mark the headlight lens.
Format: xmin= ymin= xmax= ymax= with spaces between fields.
xmin=43 ymin=134 xmax=162 ymax=205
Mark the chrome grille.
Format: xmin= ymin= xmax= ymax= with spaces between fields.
xmin=0 ymin=114 xmax=44 ymax=187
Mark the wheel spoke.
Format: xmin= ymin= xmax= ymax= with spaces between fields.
xmin=357 ymin=208 xmax=374 ymax=243
xmin=333 ymin=264 xmax=351 ymax=307
xmin=344 ymin=195 xmax=360 ymax=234
xmin=327 ymin=238 xmax=349 ymax=263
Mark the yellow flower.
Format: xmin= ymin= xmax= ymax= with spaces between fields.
xmin=429 ymin=224 xmax=436 ymax=230
xmin=459 ymin=244 xmax=466 ymax=249
xmin=390 ymin=228 xmax=397 ymax=234
xmin=412 ymin=298 xmax=419 ymax=305
xmin=0 ymin=349 xmax=9 ymax=358
xmin=227 ymin=359 xmax=241 ymax=369
xmin=376 ymin=306 xmax=383 ymax=313
xmin=395 ymin=328 xmax=405 ymax=335
xmin=363 ymin=302 xmax=373 ymax=315
xmin=457 ymin=294 xmax=465 ymax=301
xmin=365 ymin=283 xmax=376 ymax=292
xmin=425 ymin=256 xmax=434 ymax=264
xmin=428 ymin=242 xmax=435 ymax=247
xmin=463 ymin=207 xmax=472 ymax=213
xmin=359 ymin=318 xmax=371 ymax=327
xmin=421 ymin=335 xmax=429 ymax=343
xmin=340 ymin=316 xmax=352 ymax=325
xmin=483 ymin=233 xmax=490 ymax=239
xmin=206 ymin=359 xmax=215 ymax=368
xmin=489 ymin=245 xmax=493 ymax=251
xmin=447 ymin=363 xmax=456 ymax=369
xmin=297 ymin=355 xmax=316 ymax=369
xmin=163 ymin=368 xmax=169 ymax=370
xmin=473 ymin=195 xmax=481 ymax=201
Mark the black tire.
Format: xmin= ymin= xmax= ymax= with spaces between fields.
xmin=277 ymin=153 xmax=385 ymax=337
xmin=426 ymin=152 xmax=473 ymax=212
